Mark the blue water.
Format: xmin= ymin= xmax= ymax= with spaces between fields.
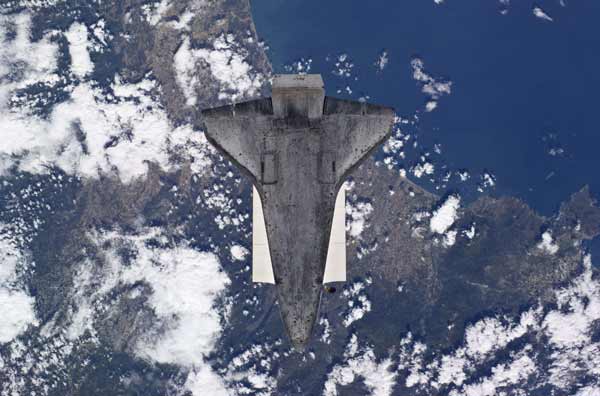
xmin=251 ymin=0 xmax=600 ymax=220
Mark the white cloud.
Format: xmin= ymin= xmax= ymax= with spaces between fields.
xmin=324 ymin=335 xmax=397 ymax=396
xmin=0 ymin=13 xmax=59 ymax=111
xmin=437 ymin=352 xmax=468 ymax=386
xmin=200 ymin=179 xmax=248 ymax=230
xmin=430 ymin=195 xmax=460 ymax=234
xmin=169 ymin=11 xmax=194 ymax=30
xmin=82 ymin=229 xmax=231 ymax=367
xmin=184 ymin=364 xmax=230 ymax=396
xmin=174 ymin=37 xmax=201 ymax=106
xmin=389 ymin=254 xmax=599 ymax=394
xmin=130 ymin=249 xmax=229 ymax=365
xmin=542 ymin=255 xmax=600 ymax=387
xmin=457 ymin=170 xmax=470 ymax=181
xmin=464 ymin=310 xmax=538 ymax=360
xmin=331 ymin=53 xmax=354 ymax=78
xmin=0 ymin=13 xmax=214 ymax=183
xmin=62 ymin=228 xmax=233 ymax=394
xmin=319 ymin=317 xmax=332 ymax=344
xmin=174 ymin=34 xmax=264 ymax=105
xmin=223 ymin=342 xmax=280 ymax=395
xmin=142 ymin=0 xmax=194 ymax=30
xmin=0 ymin=13 xmax=58 ymax=81
xmin=284 ymin=57 xmax=313 ymax=74
xmin=463 ymin=224 xmax=476 ymax=239
xmin=481 ymin=172 xmax=496 ymax=187
xmin=411 ymin=57 xmax=452 ymax=111
xmin=498 ymin=0 xmax=510 ymax=14
xmin=342 ymin=280 xmax=372 ymax=327
xmin=476 ymin=172 xmax=497 ymax=192
xmin=65 ymin=22 xmax=94 ymax=78
xmin=412 ymin=161 xmax=434 ymax=178
xmin=533 ymin=6 xmax=553 ymax=22
xmin=425 ymin=100 xmax=438 ymax=112
xmin=576 ymin=386 xmax=600 ymax=396
xmin=451 ymin=353 xmax=536 ymax=396
xmin=537 ymin=231 xmax=559 ymax=255
xmin=1 ymin=80 xmax=200 ymax=181
xmin=346 ymin=201 xmax=373 ymax=239
xmin=0 ymin=332 xmax=78 ymax=394
xmin=382 ymin=124 xmax=406 ymax=171
xmin=1 ymin=222 xmax=243 ymax=394
xmin=90 ymin=19 xmax=111 ymax=50
xmin=443 ymin=229 xmax=457 ymax=247
xmin=142 ymin=0 xmax=172 ymax=26
xmin=0 ymin=288 xmax=36 ymax=344
xmin=375 ymin=50 xmax=388 ymax=72
xmin=230 ymin=244 xmax=248 ymax=261
xmin=0 ymin=226 xmax=37 ymax=344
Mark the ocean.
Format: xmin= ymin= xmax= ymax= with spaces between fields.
xmin=251 ymin=0 xmax=600 ymax=257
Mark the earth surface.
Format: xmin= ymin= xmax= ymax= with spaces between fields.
xmin=0 ymin=1 xmax=599 ymax=395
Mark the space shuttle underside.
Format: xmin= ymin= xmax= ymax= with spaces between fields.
xmin=201 ymin=74 xmax=395 ymax=348
xmin=252 ymin=185 xmax=346 ymax=284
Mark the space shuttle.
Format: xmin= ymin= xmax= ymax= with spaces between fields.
xmin=201 ymin=74 xmax=394 ymax=348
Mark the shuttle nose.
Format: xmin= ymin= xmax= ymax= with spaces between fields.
xmin=285 ymin=314 xmax=313 ymax=350
xmin=278 ymin=289 xmax=320 ymax=349
xmin=290 ymin=329 xmax=310 ymax=350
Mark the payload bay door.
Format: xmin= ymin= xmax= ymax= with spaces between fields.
xmin=252 ymin=186 xmax=346 ymax=284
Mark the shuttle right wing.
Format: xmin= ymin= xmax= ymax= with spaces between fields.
xmin=201 ymin=99 xmax=273 ymax=186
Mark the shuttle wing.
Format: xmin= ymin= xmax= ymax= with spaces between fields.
xmin=201 ymin=98 xmax=273 ymax=185
xmin=321 ymin=97 xmax=395 ymax=182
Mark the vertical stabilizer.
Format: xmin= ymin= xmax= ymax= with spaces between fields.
xmin=272 ymin=74 xmax=325 ymax=119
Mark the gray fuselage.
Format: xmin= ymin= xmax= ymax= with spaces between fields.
xmin=201 ymin=75 xmax=394 ymax=347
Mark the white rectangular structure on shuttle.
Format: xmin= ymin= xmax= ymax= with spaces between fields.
xmin=252 ymin=186 xmax=346 ymax=284
xmin=252 ymin=186 xmax=276 ymax=283
xmin=323 ymin=187 xmax=346 ymax=283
